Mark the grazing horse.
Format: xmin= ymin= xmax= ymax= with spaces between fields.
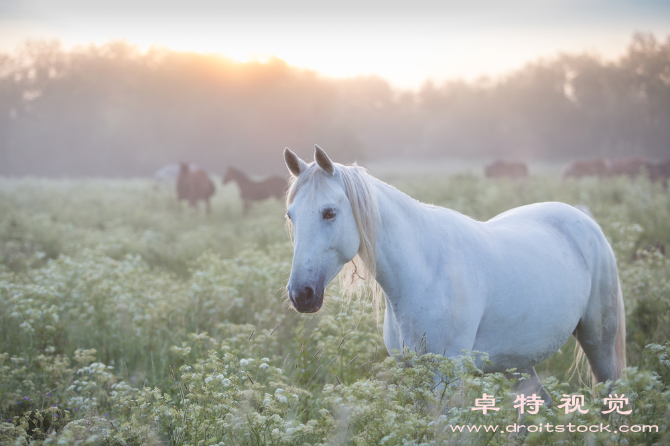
xmin=176 ymin=162 xmax=216 ymax=213
xmin=485 ymin=160 xmax=528 ymax=178
xmin=648 ymin=159 xmax=670 ymax=186
xmin=606 ymin=156 xmax=648 ymax=177
xmin=562 ymin=159 xmax=608 ymax=179
xmin=223 ymin=166 xmax=286 ymax=214
xmin=284 ymin=145 xmax=626 ymax=402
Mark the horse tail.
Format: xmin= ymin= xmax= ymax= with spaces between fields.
xmin=568 ymin=278 xmax=626 ymax=386
xmin=568 ymin=339 xmax=593 ymax=391
xmin=614 ymin=278 xmax=627 ymax=380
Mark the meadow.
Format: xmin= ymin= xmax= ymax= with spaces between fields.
xmin=1 ymin=173 xmax=669 ymax=445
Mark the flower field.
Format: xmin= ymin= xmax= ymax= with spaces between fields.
xmin=1 ymin=174 xmax=669 ymax=445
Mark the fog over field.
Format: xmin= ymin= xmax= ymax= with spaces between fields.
xmin=1 ymin=33 xmax=669 ymax=177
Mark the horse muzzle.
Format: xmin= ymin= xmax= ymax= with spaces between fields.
xmin=287 ymin=285 xmax=324 ymax=313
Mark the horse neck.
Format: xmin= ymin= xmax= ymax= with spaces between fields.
xmin=369 ymin=179 xmax=462 ymax=304
xmin=230 ymin=169 xmax=252 ymax=186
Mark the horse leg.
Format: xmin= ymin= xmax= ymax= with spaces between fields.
xmin=507 ymin=367 xmax=552 ymax=407
xmin=504 ymin=367 xmax=551 ymax=440
xmin=243 ymin=200 xmax=250 ymax=216
xmin=205 ymin=198 xmax=211 ymax=215
xmin=574 ymin=323 xmax=620 ymax=384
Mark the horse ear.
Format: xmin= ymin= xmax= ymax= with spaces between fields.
xmin=284 ymin=148 xmax=308 ymax=177
xmin=314 ymin=144 xmax=334 ymax=175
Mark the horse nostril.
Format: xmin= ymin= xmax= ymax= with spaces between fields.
xmin=304 ymin=286 xmax=314 ymax=300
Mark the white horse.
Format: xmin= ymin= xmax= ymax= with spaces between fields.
xmin=283 ymin=145 xmax=626 ymax=399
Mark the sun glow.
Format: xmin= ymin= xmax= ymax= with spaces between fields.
xmin=35 ymin=25 xmax=637 ymax=89
xmin=1 ymin=1 xmax=669 ymax=89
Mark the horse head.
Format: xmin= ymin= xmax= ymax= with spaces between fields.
xmin=283 ymin=145 xmax=364 ymax=313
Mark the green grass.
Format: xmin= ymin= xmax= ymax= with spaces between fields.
xmin=1 ymin=175 xmax=669 ymax=445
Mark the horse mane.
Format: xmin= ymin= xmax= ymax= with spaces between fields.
xmin=285 ymin=162 xmax=383 ymax=319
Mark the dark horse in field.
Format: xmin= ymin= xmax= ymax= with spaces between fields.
xmin=223 ymin=166 xmax=286 ymax=214
xmin=562 ymin=156 xmax=670 ymax=184
xmin=177 ymin=162 xmax=216 ymax=213
xmin=485 ymin=160 xmax=528 ymax=178
xmin=562 ymin=159 xmax=609 ymax=179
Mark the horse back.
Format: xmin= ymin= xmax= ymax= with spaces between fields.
xmin=484 ymin=201 xmax=616 ymax=299
xmin=266 ymin=176 xmax=287 ymax=199
xmin=237 ymin=175 xmax=286 ymax=201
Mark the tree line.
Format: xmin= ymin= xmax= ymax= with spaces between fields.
xmin=0 ymin=33 xmax=668 ymax=177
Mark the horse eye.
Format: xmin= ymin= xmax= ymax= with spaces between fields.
xmin=322 ymin=208 xmax=336 ymax=220
xmin=286 ymin=212 xmax=292 ymax=221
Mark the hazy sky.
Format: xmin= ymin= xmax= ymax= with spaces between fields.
xmin=1 ymin=0 xmax=669 ymax=88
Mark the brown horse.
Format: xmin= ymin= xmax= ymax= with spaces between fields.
xmin=176 ymin=162 xmax=216 ymax=213
xmin=648 ymin=159 xmax=670 ymax=186
xmin=485 ymin=160 xmax=528 ymax=178
xmin=223 ymin=166 xmax=286 ymax=214
xmin=562 ymin=159 xmax=608 ymax=179
xmin=606 ymin=156 xmax=648 ymax=177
